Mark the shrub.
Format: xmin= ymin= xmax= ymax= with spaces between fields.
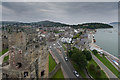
xmin=92 ymin=49 xmax=98 ymax=55
xmin=96 ymin=65 xmax=101 ymax=70
xmin=89 ymin=64 xmax=96 ymax=72
xmin=96 ymin=69 xmax=101 ymax=77
xmin=102 ymin=53 xmax=105 ymax=57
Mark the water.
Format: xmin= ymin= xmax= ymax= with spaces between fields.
xmin=94 ymin=24 xmax=118 ymax=58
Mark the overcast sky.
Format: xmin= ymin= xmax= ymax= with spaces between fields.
xmin=1 ymin=2 xmax=118 ymax=24
xmin=1 ymin=0 xmax=120 ymax=2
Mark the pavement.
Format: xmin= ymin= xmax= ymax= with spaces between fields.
xmin=106 ymin=56 xmax=120 ymax=71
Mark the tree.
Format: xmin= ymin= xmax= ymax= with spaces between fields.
xmin=92 ymin=49 xmax=98 ymax=55
xmin=82 ymin=50 xmax=92 ymax=61
xmin=71 ymin=48 xmax=87 ymax=69
xmin=70 ymin=47 xmax=80 ymax=56
xmin=68 ymin=50 xmax=73 ymax=58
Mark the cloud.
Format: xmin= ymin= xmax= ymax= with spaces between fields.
xmin=1 ymin=0 xmax=120 ymax=2
xmin=2 ymin=2 xmax=118 ymax=24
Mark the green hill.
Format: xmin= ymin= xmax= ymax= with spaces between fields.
xmin=1 ymin=21 xmax=113 ymax=29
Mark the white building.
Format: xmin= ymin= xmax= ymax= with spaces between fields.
xmin=61 ymin=37 xmax=72 ymax=43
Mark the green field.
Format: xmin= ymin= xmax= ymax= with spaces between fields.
xmin=87 ymin=59 xmax=108 ymax=80
xmin=49 ymin=54 xmax=57 ymax=72
xmin=52 ymin=69 xmax=64 ymax=78
xmin=94 ymin=53 xmax=119 ymax=78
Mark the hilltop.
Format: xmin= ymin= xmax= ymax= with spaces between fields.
xmin=110 ymin=22 xmax=120 ymax=24
xmin=1 ymin=20 xmax=113 ymax=29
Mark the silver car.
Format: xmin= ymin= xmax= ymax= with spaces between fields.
xmin=64 ymin=57 xmax=68 ymax=61
xmin=73 ymin=70 xmax=80 ymax=78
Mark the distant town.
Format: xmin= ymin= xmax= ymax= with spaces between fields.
xmin=0 ymin=20 xmax=119 ymax=79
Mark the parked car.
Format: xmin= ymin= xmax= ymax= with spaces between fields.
xmin=73 ymin=70 xmax=80 ymax=78
xmin=64 ymin=57 xmax=68 ymax=61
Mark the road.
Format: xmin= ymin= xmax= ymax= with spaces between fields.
xmin=91 ymin=52 xmax=118 ymax=79
xmin=47 ymin=40 xmax=78 ymax=78
xmin=58 ymin=40 xmax=92 ymax=79
xmin=47 ymin=39 xmax=118 ymax=79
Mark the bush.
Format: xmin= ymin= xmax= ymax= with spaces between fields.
xmin=96 ymin=69 xmax=101 ymax=77
xmin=118 ymin=72 xmax=120 ymax=78
xmin=96 ymin=65 xmax=100 ymax=70
xmin=92 ymin=49 xmax=98 ymax=55
xmin=102 ymin=53 xmax=105 ymax=57
xmin=89 ymin=64 xmax=96 ymax=72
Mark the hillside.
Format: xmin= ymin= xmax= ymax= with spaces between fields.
xmin=77 ymin=23 xmax=113 ymax=29
xmin=1 ymin=21 xmax=113 ymax=29
xmin=31 ymin=20 xmax=69 ymax=27
xmin=110 ymin=22 xmax=120 ymax=24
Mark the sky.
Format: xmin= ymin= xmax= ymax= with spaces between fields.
xmin=1 ymin=2 xmax=118 ymax=24
xmin=1 ymin=0 xmax=120 ymax=2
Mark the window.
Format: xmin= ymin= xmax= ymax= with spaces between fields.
xmin=26 ymin=47 xmax=27 ymax=50
xmin=24 ymin=72 xmax=28 ymax=77
xmin=16 ymin=62 xmax=22 ymax=68
xmin=41 ymin=70 xmax=45 ymax=77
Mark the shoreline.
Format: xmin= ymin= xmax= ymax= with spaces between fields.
xmin=90 ymin=42 xmax=120 ymax=69
xmin=90 ymin=43 xmax=119 ymax=61
xmin=89 ymin=32 xmax=119 ymax=66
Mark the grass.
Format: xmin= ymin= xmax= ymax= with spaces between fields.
xmin=0 ymin=49 xmax=8 ymax=56
xmin=87 ymin=59 xmax=108 ymax=80
xmin=52 ymin=69 xmax=64 ymax=78
xmin=71 ymin=61 xmax=87 ymax=78
xmin=49 ymin=54 xmax=64 ymax=78
xmin=94 ymin=53 xmax=119 ymax=78
xmin=4 ymin=56 xmax=9 ymax=62
xmin=0 ymin=49 xmax=9 ymax=62
xmin=49 ymin=54 xmax=57 ymax=72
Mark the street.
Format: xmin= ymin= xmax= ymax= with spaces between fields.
xmin=91 ymin=52 xmax=118 ymax=79
xmin=48 ymin=39 xmax=118 ymax=79
xmin=48 ymin=40 xmax=78 ymax=78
